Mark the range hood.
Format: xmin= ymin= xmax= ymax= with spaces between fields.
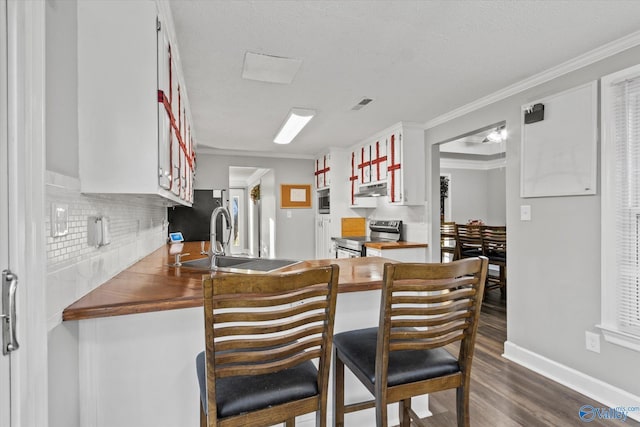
xmin=354 ymin=182 xmax=387 ymax=197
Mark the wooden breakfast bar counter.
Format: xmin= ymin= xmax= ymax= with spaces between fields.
xmin=63 ymin=242 xmax=428 ymax=427
xmin=63 ymin=241 xmax=390 ymax=321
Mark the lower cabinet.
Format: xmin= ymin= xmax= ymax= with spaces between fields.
xmin=315 ymin=215 xmax=334 ymax=259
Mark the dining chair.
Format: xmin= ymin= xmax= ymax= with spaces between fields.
xmin=454 ymin=224 xmax=483 ymax=260
xmin=481 ymin=225 xmax=507 ymax=295
xmin=196 ymin=265 xmax=340 ymax=427
xmin=333 ymin=257 xmax=488 ymax=427
xmin=440 ymin=221 xmax=457 ymax=262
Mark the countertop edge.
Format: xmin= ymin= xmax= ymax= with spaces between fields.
xmin=62 ymin=243 xmax=392 ymax=321
xmin=62 ymin=297 xmax=203 ymax=321
xmin=364 ymin=241 xmax=428 ymax=249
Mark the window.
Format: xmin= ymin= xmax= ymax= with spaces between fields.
xmin=600 ymin=64 xmax=640 ymax=351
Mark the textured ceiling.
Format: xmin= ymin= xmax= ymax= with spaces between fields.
xmin=168 ymin=0 xmax=640 ymax=157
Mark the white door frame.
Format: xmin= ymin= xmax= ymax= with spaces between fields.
xmin=6 ymin=1 xmax=48 ymax=426
xmin=1 ymin=0 xmax=11 ymax=424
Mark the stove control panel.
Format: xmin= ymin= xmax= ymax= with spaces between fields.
xmin=369 ymin=220 xmax=402 ymax=233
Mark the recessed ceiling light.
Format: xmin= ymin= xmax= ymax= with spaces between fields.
xmin=242 ymin=52 xmax=302 ymax=84
xmin=274 ymin=108 xmax=316 ymax=144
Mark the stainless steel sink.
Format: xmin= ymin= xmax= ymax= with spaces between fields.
xmin=177 ymin=255 xmax=301 ymax=273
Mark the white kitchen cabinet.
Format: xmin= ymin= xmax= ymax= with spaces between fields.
xmin=348 ymin=150 xmax=376 ymax=208
xmin=348 ymin=122 xmax=424 ymax=207
xmin=314 ymin=153 xmax=331 ymax=189
xmin=385 ymin=123 xmax=425 ymax=205
xmin=315 ymin=215 xmax=334 ymax=259
xmin=78 ymin=0 xmax=194 ymax=206
xmin=369 ymin=138 xmax=388 ymax=183
xmin=354 ymin=138 xmax=388 ymax=186
xmin=365 ymin=246 xmax=428 ymax=262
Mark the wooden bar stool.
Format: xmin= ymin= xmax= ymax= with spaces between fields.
xmin=196 ymin=265 xmax=339 ymax=427
xmin=481 ymin=225 xmax=507 ymax=295
xmin=454 ymin=224 xmax=483 ymax=260
xmin=440 ymin=221 xmax=457 ymax=262
xmin=333 ymin=258 xmax=488 ymax=427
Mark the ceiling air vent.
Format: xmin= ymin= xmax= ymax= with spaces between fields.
xmin=351 ymin=98 xmax=374 ymax=111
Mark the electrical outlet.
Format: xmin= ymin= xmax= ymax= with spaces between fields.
xmin=585 ymin=331 xmax=601 ymax=353
xmin=520 ymin=205 xmax=531 ymax=221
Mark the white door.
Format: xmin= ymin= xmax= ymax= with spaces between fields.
xmin=1 ymin=1 xmax=13 ymax=425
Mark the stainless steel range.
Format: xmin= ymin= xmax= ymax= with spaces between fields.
xmin=332 ymin=220 xmax=403 ymax=258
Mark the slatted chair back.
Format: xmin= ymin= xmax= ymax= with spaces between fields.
xmin=455 ymin=224 xmax=483 ymax=260
xmin=379 ymin=257 xmax=488 ymax=379
xmin=481 ymin=225 xmax=507 ymax=293
xmin=440 ymin=221 xmax=457 ymax=262
xmin=202 ymin=265 xmax=339 ymax=427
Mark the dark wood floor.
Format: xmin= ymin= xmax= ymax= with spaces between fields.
xmin=423 ymin=291 xmax=640 ymax=427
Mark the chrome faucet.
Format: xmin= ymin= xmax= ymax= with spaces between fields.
xmin=209 ymin=206 xmax=231 ymax=268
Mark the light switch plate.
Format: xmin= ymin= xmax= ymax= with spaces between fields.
xmin=51 ymin=203 xmax=69 ymax=237
xmin=520 ymin=205 xmax=531 ymax=221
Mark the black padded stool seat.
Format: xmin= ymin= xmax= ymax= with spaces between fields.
xmin=333 ymin=327 xmax=460 ymax=387
xmin=461 ymin=248 xmax=483 ymax=258
xmin=196 ymin=351 xmax=319 ymax=419
xmin=486 ymin=252 xmax=506 ymax=263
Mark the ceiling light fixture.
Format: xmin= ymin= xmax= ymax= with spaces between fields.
xmin=242 ymin=52 xmax=302 ymax=84
xmin=485 ymin=126 xmax=507 ymax=143
xmin=273 ymin=108 xmax=316 ymax=144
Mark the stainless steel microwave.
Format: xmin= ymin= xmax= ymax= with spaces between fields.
xmin=317 ymin=189 xmax=330 ymax=214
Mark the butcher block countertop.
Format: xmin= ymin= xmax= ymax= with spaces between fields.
xmin=62 ymin=241 xmax=395 ymax=321
xmin=364 ymin=241 xmax=428 ymax=250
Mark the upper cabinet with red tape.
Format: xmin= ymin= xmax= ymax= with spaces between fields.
xmin=314 ymin=154 xmax=331 ymax=189
xmin=78 ymin=0 xmax=194 ymax=206
xmin=349 ymin=122 xmax=425 ymax=206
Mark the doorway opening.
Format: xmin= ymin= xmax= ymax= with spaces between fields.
xmin=437 ymin=121 xmax=506 ymax=227
xmin=435 ymin=121 xmax=507 ymax=303
xmin=229 ymin=166 xmax=275 ymax=258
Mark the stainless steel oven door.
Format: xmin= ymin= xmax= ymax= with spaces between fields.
xmin=335 ymin=246 xmax=361 ymax=258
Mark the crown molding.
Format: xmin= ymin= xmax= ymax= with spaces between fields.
xmin=424 ymin=29 xmax=640 ymax=130
xmin=196 ymin=146 xmax=315 ymax=160
xmin=440 ymin=157 xmax=506 ymax=171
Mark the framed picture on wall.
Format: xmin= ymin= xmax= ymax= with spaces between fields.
xmin=280 ymin=184 xmax=312 ymax=208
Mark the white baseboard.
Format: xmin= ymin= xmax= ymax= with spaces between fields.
xmin=503 ymin=341 xmax=640 ymax=422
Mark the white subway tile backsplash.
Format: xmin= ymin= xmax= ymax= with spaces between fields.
xmin=46 ymin=172 xmax=169 ymax=329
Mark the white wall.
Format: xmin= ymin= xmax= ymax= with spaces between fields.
xmin=426 ymin=44 xmax=640 ymax=400
xmin=441 ymin=166 xmax=506 ymax=225
xmin=487 ymin=167 xmax=506 ymax=225
xmin=195 ymin=153 xmax=316 ymax=260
